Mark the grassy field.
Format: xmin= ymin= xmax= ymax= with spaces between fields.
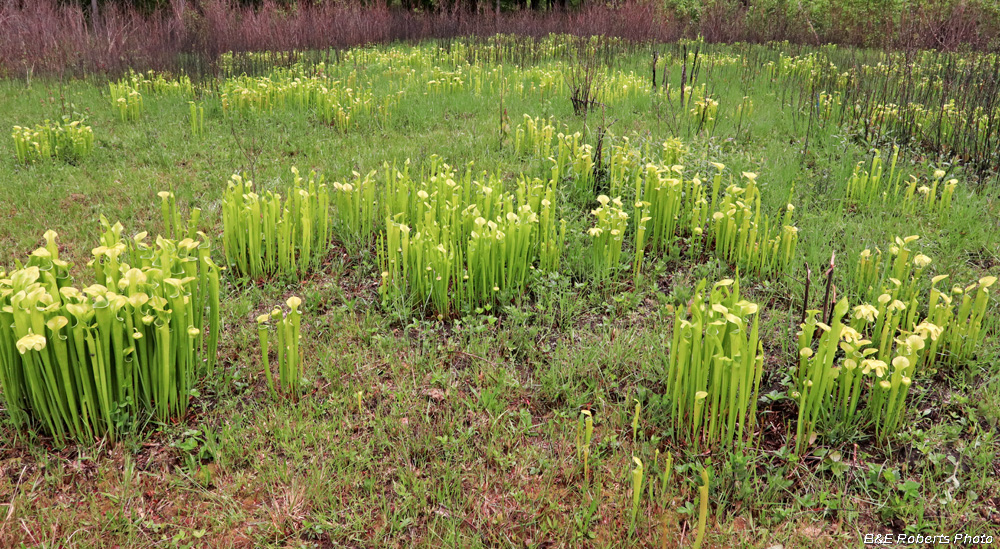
xmin=0 ymin=36 xmax=998 ymax=547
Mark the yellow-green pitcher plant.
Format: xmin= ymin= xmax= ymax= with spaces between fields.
xmin=222 ymin=167 xmax=331 ymax=279
xmin=0 ymin=228 xmax=220 ymax=446
xmin=664 ymin=278 xmax=763 ymax=452
xmin=12 ymin=116 xmax=94 ymax=164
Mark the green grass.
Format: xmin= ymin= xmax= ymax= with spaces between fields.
xmin=0 ymin=38 xmax=998 ymax=547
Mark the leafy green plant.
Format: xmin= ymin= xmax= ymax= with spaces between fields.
xmin=222 ymin=168 xmax=331 ymax=279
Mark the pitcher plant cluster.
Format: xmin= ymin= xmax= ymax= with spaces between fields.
xmin=11 ymin=116 xmax=94 ymax=164
xmin=256 ymin=297 xmax=304 ymax=399
xmin=377 ymin=156 xmax=565 ymax=316
xmin=0 ymin=220 xmax=220 ymax=446
xmin=851 ymin=235 xmax=993 ymax=367
xmin=109 ymin=81 xmax=144 ymax=122
xmin=663 ymin=279 xmax=763 ymax=452
xmin=844 ymin=147 xmax=959 ymax=218
xmin=222 ymin=168 xmax=331 ymax=279
xmin=220 ymin=69 xmax=398 ymax=131
xmin=795 ymin=238 xmax=995 ymax=453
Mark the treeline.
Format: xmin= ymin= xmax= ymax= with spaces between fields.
xmin=1 ymin=0 xmax=998 ymax=78
xmin=49 ymin=0 xmax=1000 ymax=26
xmin=60 ymin=0 xmax=586 ymax=13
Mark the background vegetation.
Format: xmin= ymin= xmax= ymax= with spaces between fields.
xmin=3 ymin=0 xmax=1000 ymax=79
xmin=0 ymin=8 xmax=998 ymax=549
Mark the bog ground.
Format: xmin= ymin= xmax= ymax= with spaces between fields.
xmin=1 ymin=37 xmax=999 ymax=548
